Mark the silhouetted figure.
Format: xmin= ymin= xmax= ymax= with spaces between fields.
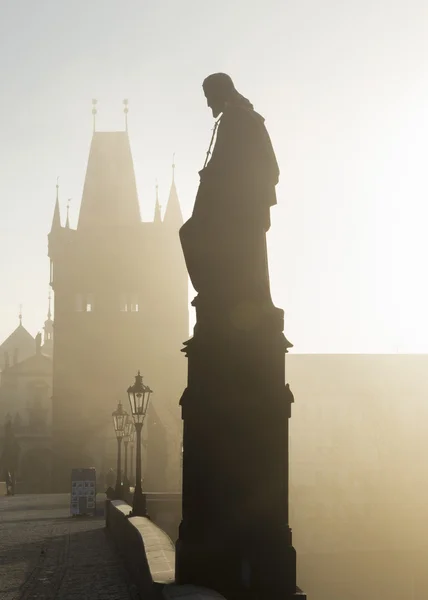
xmin=1 ymin=420 xmax=19 ymax=496
xmin=5 ymin=471 xmax=12 ymax=496
xmin=105 ymin=468 xmax=116 ymax=500
xmin=105 ymin=468 xmax=115 ymax=490
xmin=180 ymin=73 xmax=280 ymax=332
xmin=176 ymin=74 xmax=303 ymax=599
xmin=106 ymin=486 xmax=115 ymax=500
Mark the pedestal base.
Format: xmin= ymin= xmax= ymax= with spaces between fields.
xmin=176 ymin=298 xmax=305 ymax=598
xmin=176 ymin=534 xmax=300 ymax=600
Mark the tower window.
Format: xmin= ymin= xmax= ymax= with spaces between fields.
xmin=85 ymin=294 xmax=94 ymax=312
xmin=76 ymin=294 xmax=94 ymax=312
xmin=120 ymin=294 xmax=139 ymax=312
xmin=131 ymin=295 xmax=139 ymax=312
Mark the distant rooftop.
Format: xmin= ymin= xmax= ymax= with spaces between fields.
xmin=0 ymin=323 xmax=35 ymax=371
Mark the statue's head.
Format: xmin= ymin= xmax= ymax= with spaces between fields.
xmin=203 ymin=73 xmax=236 ymax=118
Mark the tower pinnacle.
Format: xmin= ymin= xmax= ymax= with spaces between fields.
xmin=164 ymin=155 xmax=183 ymax=226
xmin=50 ymin=178 xmax=61 ymax=231
xmin=18 ymin=304 xmax=22 ymax=326
xmin=65 ymin=199 xmax=71 ymax=228
xmin=154 ymin=180 xmax=162 ymax=223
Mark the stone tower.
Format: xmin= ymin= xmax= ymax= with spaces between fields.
xmin=48 ymin=128 xmax=188 ymax=491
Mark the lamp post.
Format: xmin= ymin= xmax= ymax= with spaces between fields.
xmin=129 ymin=426 xmax=135 ymax=487
xmin=112 ymin=401 xmax=128 ymax=499
xmin=123 ymin=416 xmax=133 ymax=492
xmin=127 ymin=370 xmax=153 ymax=516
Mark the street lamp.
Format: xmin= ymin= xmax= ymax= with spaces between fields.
xmin=129 ymin=426 xmax=135 ymax=486
xmin=112 ymin=401 xmax=128 ymax=499
xmin=127 ymin=370 xmax=153 ymax=516
xmin=123 ymin=415 xmax=133 ymax=491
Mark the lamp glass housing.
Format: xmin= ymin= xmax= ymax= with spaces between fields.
xmin=112 ymin=402 xmax=128 ymax=439
xmin=127 ymin=371 xmax=153 ymax=425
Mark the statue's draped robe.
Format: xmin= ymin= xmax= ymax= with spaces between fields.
xmin=180 ymin=104 xmax=280 ymax=328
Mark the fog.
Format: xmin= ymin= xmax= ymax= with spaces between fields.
xmin=289 ymin=354 xmax=428 ymax=598
xmin=1 ymin=0 xmax=427 ymax=352
xmin=1 ymin=1 xmax=427 ymax=599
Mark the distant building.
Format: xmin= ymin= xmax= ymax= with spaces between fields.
xmin=287 ymin=353 xmax=428 ymax=598
xmin=0 ymin=314 xmax=35 ymax=372
xmin=48 ymin=126 xmax=188 ymax=491
xmin=0 ymin=332 xmax=53 ymax=493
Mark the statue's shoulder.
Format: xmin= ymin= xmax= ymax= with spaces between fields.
xmin=221 ymin=106 xmax=265 ymax=137
xmin=223 ymin=104 xmax=262 ymax=120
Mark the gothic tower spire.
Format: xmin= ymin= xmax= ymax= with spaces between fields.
xmin=65 ymin=199 xmax=71 ymax=229
xmin=154 ymin=181 xmax=162 ymax=223
xmin=164 ymin=154 xmax=183 ymax=226
xmin=77 ymin=131 xmax=141 ymax=229
xmin=50 ymin=178 xmax=61 ymax=231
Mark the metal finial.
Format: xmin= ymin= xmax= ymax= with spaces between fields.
xmin=66 ymin=198 xmax=71 ymax=228
xmin=123 ymin=99 xmax=129 ymax=132
xmin=172 ymin=153 xmax=176 ymax=182
xmin=18 ymin=304 xmax=22 ymax=325
xmin=92 ymin=99 xmax=98 ymax=133
xmin=56 ymin=176 xmax=59 ymax=198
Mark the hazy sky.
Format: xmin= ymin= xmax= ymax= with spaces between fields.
xmin=0 ymin=0 xmax=427 ymax=352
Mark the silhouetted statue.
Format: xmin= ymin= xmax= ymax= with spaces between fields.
xmin=105 ymin=468 xmax=115 ymax=489
xmin=1 ymin=421 xmax=19 ymax=495
xmin=180 ymin=73 xmax=280 ymax=332
xmin=177 ymin=75 xmax=302 ymax=599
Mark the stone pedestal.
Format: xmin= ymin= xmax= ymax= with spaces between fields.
xmin=176 ymin=299 xmax=305 ymax=599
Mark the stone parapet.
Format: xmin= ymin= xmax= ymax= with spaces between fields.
xmin=106 ymin=498 xmax=306 ymax=600
xmin=106 ymin=499 xmax=175 ymax=598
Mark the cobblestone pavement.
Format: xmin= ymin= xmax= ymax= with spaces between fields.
xmin=0 ymin=493 xmax=135 ymax=600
